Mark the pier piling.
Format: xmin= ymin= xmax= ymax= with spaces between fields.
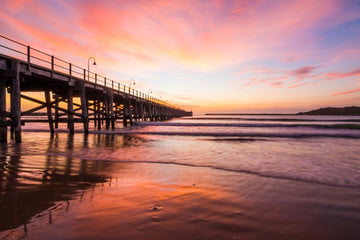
xmin=67 ymin=89 xmax=74 ymax=134
xmin=80 ymin=85 xmax=89 ymax=134
xmin=0 ymin=77 xmax=7 ymax=143
xmin=10 ymin=61 xmax=21 ymax=143
xmin=45 ymin=91 xmax=54 ymax=134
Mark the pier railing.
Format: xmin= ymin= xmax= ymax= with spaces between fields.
xmin=0 ymin=34 xmax=183 ymax=110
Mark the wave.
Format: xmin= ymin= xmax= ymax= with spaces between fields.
xmin=133 ymin=131 xmax=360 ymax=138
xmin=188 ymin=117 xmax=360 ymax=122
xmin=154 ymin=161 xmax=360 ymax=189
xmin=136 ymin=122 xmax=360 ymax=130
xmin=60 ymin=154 xmax=360 ymax=189
xmin=22 ymin=128 xmax=360 ymax=138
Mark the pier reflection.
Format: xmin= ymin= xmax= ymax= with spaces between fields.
xmin=0 ymin=133 xmax=123 ymax=233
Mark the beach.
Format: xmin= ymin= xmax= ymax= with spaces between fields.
xmin=1 ymin=115 xmax=360 ymax=239
xmin=2 ymin=1 xmax=360 ymax=238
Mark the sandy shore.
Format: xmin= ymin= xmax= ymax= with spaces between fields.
xmin=1 ymin=130 xmax=360 ymax=239
xmin=1 ymin=156 xmax=359 ymax=240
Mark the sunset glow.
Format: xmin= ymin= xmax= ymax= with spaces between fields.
xmin=1 ymin=0 xmax=360 ymax=113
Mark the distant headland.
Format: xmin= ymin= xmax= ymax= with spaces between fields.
xmin=297 ymin=106 xmax=360 ymax=115
xmin=206 ymin=106 xmax=360 ymax=116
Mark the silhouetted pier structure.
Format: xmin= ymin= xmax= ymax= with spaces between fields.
xmin=0 ymin=35 xmax=192 ymax=142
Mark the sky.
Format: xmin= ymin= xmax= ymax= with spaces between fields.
xmin=1 ymin=0 xmax=360 ymax=114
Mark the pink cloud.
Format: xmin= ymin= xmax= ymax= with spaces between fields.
xmin=4 ymin=0 xmax=32 ymax=11
xmin=242 ymin=64 xmax=360 ymax=90
xmin=1 ymin=0 xmax=360 ymax=113
xmin=242 ymin=65 xmax=320 ymax=88
xmin=244 ymin=76 xmax=288 ymax=87
xmin=269 ymin=81 xmax=284 ymax=87
xmin=3 ymin=0 xmax=351 ymax=72
xmin=238 ymin=66 xmax=280 ymax=75
xmin=332 ymin=87 xmax=360 ymax=96
xmin=288 ymin=65 xmax=321 ymax=82
xmin=2 ymin=0 xmax=360 ymax=79
xmin=288 ymin=82 xmax=313 ymax=89
xmin=290 ymin=66 xmax=320 ymax=77
xmin=325 ymin=67 xmax=360 ymax=80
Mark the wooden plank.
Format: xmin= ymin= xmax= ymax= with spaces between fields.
xmin=23 ymin=118 xmax=83 ymax=123
xmin=21 ymin=104 xmax=47 ymax=116
xmin=20 ymin=94 xmax=82 ymax=117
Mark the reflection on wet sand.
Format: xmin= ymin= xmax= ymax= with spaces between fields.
xmin=0 ymin=134 xmax=110 ymax=234
xmin=0 ymin=133 xmax=246 ymax=240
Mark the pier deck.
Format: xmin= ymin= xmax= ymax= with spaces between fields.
xmin=0 ymin=35 xmax=191 ymax=142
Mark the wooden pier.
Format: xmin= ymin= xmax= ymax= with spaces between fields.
xmin=0 ymin=35 xmax=191 ymax=143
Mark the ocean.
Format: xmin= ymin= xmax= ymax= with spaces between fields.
xmin=1 ymin=114 xmax=359 ymax=239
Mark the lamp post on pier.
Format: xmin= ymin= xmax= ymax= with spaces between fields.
xmin=129 ymin=79 xmax=136 ymax=89
xmin=87 ymin=57 xmax=96 ymax=81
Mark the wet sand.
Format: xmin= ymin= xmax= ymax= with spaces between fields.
xmin=1 ymin=133 xmax=360 ymax=239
